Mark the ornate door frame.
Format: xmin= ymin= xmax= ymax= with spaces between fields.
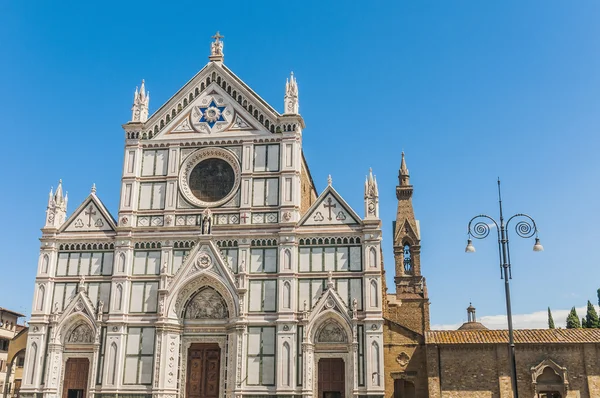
xmin=312 ymin=351 xmax=354 ymax=398
xmin=180 ymin=335 xmax=232 ymax=398
xmin=60 ymin=354 xmax=94 ymax=398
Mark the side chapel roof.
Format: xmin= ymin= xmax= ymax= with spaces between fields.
xmin=427 ymin=328 xmax=600 ymax=345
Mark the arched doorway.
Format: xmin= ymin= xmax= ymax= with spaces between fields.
xmin=179 ymin=285 xmax=231 ymax=398
xmin=312 ymin=319 xmax=351 ymax=398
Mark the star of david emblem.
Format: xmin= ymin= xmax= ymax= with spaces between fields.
xmin=197 ymin=98 xmax=226 ymax=129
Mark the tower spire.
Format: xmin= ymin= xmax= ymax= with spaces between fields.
xmin=284 ymin=71 xmax=299 ymax=115
xmin=399 ymin=151 xmax=410 ymax=186
xmin=397 ymin=152 xmax=413 ymax=200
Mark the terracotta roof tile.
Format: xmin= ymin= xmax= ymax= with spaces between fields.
xmin=426 ymin=329 xmax=600 ymax=345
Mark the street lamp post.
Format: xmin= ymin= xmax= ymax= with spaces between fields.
xmin=465 ymin=179 xmax=543 ymax=398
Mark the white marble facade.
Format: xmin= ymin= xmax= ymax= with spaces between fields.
xmin=21 ymin=35 xmax=385 ymax=398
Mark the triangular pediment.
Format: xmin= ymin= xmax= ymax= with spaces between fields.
xmin=152 ymin=83 xmax=265 ymax=139
xmin=308 ymin=281 xmax=353 ymax=326
xmin=299 ymin=185 xmax=361 ymax=227
xmin=55 ymin=287 xmax=98 ymax=328
xmin=139 ymin=62 xmax=302 ymax=140
xmin=60 ymin=193 xmax=117 ymax=234
xmin=168 ymin=238 xmax=237 ymax=298
xmin=394 ymin=218 xmax=420 ymax=244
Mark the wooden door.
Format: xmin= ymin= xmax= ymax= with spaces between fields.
xmin=186 ymin=344 xmax=220 ymax=398
xmin=62 ymin=358 xmax=89 ymax=398
xmin=318 ymin=358 xmax=345 ymax=398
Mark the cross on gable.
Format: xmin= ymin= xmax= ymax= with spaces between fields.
xmin=324 ymin=197 xmax=337 ymax=221
xmin=85 ymin=205 xmax=96 ymax=227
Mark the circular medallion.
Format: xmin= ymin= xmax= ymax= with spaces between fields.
xmin=196 ymin=252 xmax=212 ymax=269
xmin=179 ymin=147 xmax=241 ymax=208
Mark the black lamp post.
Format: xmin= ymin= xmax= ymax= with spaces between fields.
xmin=465 ymin=179 xmax=543 ymax=398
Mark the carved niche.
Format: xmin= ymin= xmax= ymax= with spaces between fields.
xmin=316 ymin=320 xmax=347 ymax=343
xmin=66 ymin=322 xmax=94 ymax=344
xmin=184 ymin=287 xmax=229 ymax=319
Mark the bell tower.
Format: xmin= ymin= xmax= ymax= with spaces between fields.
xmin=389 ymin=152 xmax=430 ymax=333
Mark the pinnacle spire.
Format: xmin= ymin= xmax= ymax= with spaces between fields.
xmin=364 ymin=167 xmax=379 ymax=219
xmin=45 ymin=179 xmax=67 ymax=229
xmin=284 ymin=71 xmax=299 ymax=114
xmin=91 ymin=183 xmax=96 ymax=194
xmin=131 ymin=79 xmax=150 ymax=122
xmin=55 ymin=179 xmax=64 ymax=204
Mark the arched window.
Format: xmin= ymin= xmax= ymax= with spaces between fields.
xmin=403 ymin=243 xmax=412 ymax=274
xmin=36 ymin=285 xmax=45 ymax=311
xmin=371 ymin=341 xmax=380 ymax=386
xmin=41 ymin=254 xmax=49 ymax=274
xmin=28 ymin=342 xmax=38 ymax=384
xmin=283 ymin=282 xmax=291 ymax=309
xmin=284 ymin=249 xmax=291 ymax=270
xmin=109 ymin=342 xmax=118 ymax=385
xmin=115 ymin=284 xmax=123 ymax=311
xmin=369 ymin=247 xmax=377 ymax=268
xmin=370 ymin=280 xmax=378 ymax=307
xmin=118 ymin=253 xmax=126 ymax=273
xmin=282 ymin=342 xmax=291 ymax=386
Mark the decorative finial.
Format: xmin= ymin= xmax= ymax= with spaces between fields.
xmin=91 ymin=183 xmax=96 ymax=194
xmin=327 ymin=271 xmax=334 ymax=289
xmin=328 ymin=175 xmax=332 ymax=186
xmin=210 ymin=31 xmax=224 ymax=61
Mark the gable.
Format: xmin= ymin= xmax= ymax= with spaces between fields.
xmin=300 ymin=186 xmax=361 ymax=227
xmin=152 ymin=84 xmax=266 ymax=140
xmin=61 ymin=195 xmax=116 ymax=233
xmin=141 ymin=62 xmax=301 ymax=140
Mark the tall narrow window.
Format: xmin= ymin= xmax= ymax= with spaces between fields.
xmin=124 ymin=327 xmax=155 ymax=385
xmin=403 ymin=244 xmax=412 ymax=274
xmin=247 ymin=327 xmax=276 ymax=385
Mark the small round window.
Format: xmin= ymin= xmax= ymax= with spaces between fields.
xmin=189 ymin=158 xmax=236 ymax=203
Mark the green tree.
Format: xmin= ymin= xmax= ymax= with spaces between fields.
xmin=585 ymin=300 xmax=599 ymax=328
xmin=582 ymin=318 xmax=587 ymax=328
xmin=566 ymin=307 xmax=581 ymax=329
xmin=547 ymin=307 xmax=555 ymax=329
xmin=597 ymin=288 xmax=600 ymax=307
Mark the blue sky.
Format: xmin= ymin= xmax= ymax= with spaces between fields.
xmin=1 ymin=1 xmax=599 ymax=328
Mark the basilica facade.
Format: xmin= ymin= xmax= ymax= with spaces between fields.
xmin=20 ymin=35 xmax=386 ymax=398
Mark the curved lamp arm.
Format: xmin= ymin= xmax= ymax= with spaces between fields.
xmin=466 ymin=214 xmax=503 ymax=276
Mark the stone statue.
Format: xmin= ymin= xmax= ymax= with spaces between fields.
xmin=97 ymin=300 xmax=104 ymax=318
